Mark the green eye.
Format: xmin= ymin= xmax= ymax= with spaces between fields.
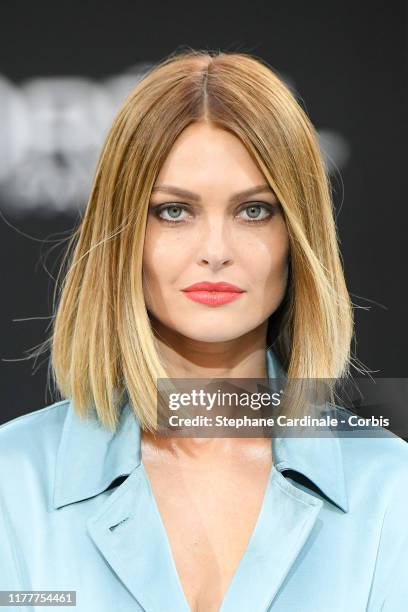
xmin=164 ymin=205 xmax=184 ymax=220
xmin=152 ymin=204 xmax=189 ymax=223
xmin=149 ymin=201 xmax=277 ymax=225
xmin=242 ymin=204 xmax=265 ymax=219
xmin=238 ymin=203 xmax=276 ymax=222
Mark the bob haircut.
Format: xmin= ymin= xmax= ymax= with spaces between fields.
xmin=48 ymin=48 xmax=358 ymax=433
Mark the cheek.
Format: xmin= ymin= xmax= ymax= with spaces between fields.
xmin=244 ymin=229 xmax=290 ymax=287
xmin=142 ymin=228 xmax=187 ymax=287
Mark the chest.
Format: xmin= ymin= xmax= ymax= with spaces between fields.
xmin=141 ymin=457 xmax=272 ymax=612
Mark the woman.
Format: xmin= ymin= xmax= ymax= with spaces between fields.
xmin=1 ymin=48 xmax=407 ymax=612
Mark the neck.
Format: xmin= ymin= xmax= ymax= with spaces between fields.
xmin=141 ymin=317 xmax=273 ymax=463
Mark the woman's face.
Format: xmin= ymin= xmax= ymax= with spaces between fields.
xmin=142 ymin=121 xmax=290 ymax=345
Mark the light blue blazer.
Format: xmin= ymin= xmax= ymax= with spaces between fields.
xmin=1 ymin=348 xmax=408 ymax=611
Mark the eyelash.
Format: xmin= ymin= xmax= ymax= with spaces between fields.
xmin=149 ymin=202 xmax=277 ymax=225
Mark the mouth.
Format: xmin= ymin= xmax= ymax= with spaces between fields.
xmin=181 ymin=281 xmax=246 ymax=307
xmin=182 ymin=281 xmax=245 ymax=293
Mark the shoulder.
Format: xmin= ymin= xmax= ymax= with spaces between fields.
xmin=334 ymin=403 xmax=408 ymax=481
xmin=330 ymin=404 xmax=408 ymax=522
xmin=331 ymin=405 xmax=408 ymax=609
xmin=335 ymin=406 xmax=408 ymax=469
xmin=0 ymin=400 xmax=71 ymax=587
xmin=331 ymin=406 xmax=408 ymax=609
xmin=0 ymin=399 xmax=70 ymax=487
xmin=340 ymin=430 xmax=408 ymax=479
xmin=0 ymin=398 xmax=70 ymax=450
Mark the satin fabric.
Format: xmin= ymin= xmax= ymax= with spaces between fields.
xmin=0 ymin=347 xmax=407 ymax=611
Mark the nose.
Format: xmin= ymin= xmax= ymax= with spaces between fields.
xmin=197 ymin=215 xmax=233 ymax=270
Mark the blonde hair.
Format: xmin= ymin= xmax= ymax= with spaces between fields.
xmin=47 ymin=48 xmax=359 ymax=432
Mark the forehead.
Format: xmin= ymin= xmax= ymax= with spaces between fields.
xmin=154 ymin=122 xmax=267 ymax=190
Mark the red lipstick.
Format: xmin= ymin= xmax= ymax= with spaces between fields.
xmin=181 ymin=281 xmax=245 ymax=307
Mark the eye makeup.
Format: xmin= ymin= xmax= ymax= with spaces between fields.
xmin=148 ymin=201 xmax=280 ymax=225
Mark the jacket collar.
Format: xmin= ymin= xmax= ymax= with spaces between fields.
xmin=53 ymin=347 xmax=349 ymax=513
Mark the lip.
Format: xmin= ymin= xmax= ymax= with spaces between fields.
xmin=181 ymin=282 xmax=246 ymax=307
xmin=182 ymin=291 xmax=245 ymax=306
xmin=182 ymin=281 xmax=244 ymax=292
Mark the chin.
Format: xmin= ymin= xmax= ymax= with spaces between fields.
xmin=177 ymin=325 xmax=250 ymax=343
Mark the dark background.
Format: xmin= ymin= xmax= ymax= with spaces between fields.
xmin=1 ymin=1 xmax=407 ymax=425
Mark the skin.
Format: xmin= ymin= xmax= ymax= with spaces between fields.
xmin=140 ymin=120 xmax=291 ymax=610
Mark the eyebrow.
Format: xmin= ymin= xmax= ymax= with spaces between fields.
xmin=150 ymin=184 xmax=276 ymax=204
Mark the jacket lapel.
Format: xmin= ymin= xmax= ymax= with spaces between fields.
xmin=219 ymin=465 xmax=324 ymax=611
xmin=86 ymin=463 xmax=191 ymax=612
xmin=54 ymin=347 xmax=348 ymax=611
xmin=84 ymin=448 xmax=326 ymax=612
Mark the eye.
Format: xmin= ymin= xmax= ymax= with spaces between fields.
xmin=149 ymin=201 xmax=277 ymax=225
xmin=237 ymin=202 xmax=276 ymax=223
xmin=150 ymin=203 xmax=190 ymax=224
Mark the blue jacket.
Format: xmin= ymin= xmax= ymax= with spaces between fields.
xmin=1 ymin=348 xmax=408 ymax=611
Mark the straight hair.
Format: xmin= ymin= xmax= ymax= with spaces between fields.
xmin=47 ymin=48 xmax=360 ymax=432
